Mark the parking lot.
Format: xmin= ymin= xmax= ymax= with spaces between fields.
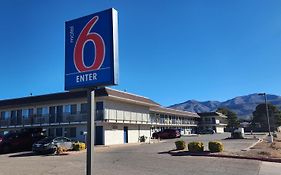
xmin=0 ymin=133 xmax=278 ymax=175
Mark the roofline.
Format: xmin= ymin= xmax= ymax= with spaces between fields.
xmin=197 ymin=112 xmax=228 ymax=118
xmin=105 ymin=87 xmax=152 ymax=101
xmin=107 ymin=95 xmax=159 ymax=107
xmin=150 ymin=106 xmax=200 ymax=118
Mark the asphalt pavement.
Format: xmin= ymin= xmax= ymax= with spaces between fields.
xmin=0 ymin=133 xmax=280 ymax=175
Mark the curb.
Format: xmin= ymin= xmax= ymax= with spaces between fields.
xmin=197 ymin=154 xmax=281 ymax=163
xmin=169 ymin=151 xmax=281 ymax=163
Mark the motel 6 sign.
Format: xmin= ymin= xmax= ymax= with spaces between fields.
xmin=65 ymin=8 xmax=119 ymax=90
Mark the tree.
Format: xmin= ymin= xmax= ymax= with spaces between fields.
xmin=252 ymin=103 xmax=281 ymax=131
xmin=216 ymin=107 xmax=239 ymax=130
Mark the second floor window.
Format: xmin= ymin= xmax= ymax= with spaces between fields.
xmin=42 ymin=107 xmax=48 ymax=115
xmin=37 ymin=108 xmax=42 ymax=116
xmin=80 ymin=103 xmax=87 ymax=114
xmin=71 ymin=104 xmax=77 ymax=114
xmin=22 ymin=109 xmax=29 ymax=118
xmin=96 ymin=102 xmax=104 ymax=111
xmin=0 ymin=111 xmax=9 ymax=120
xmin=64 ymin=105 xmax=71 ymax=113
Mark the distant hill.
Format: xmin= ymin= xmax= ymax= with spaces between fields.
xmin=169 ymin=94 xmax=281 ymax=120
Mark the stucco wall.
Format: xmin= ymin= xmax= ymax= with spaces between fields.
xmin=103 ymin=123 xmax=151 ymax=145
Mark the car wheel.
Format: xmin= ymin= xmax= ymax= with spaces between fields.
xmin=53 ymin=146 xmax=58 ymax=154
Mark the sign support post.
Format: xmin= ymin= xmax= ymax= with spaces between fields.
xmin=87 ymin=89 xmax=95 ymax=175
xmin=65 ymin=8 xmax=118 ymax=175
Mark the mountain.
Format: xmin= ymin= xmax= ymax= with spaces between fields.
xmin=169 ymin=94 xmax=281 ymax=120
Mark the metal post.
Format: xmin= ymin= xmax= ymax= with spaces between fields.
xmin=87 ymin=89 xmax=95 ymax=175
xmin=264 ymin=94 xmax=271 ymax=136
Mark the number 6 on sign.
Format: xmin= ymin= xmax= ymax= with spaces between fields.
xmin=74 ymin=16 xmax=105 ymax=72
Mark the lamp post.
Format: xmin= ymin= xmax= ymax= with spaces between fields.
xmin=258 ymin=93 xmax=273 ymax=142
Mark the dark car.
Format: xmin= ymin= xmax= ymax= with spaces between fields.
xmin=32 ymin=137 xmax=73 ymax=154
xmin=0 ymin=128 xmax=46 ymax=153
xmin=152 ymin=129 xmax=181 ymax=139
xmin=198 ymin=129 xmax=215 ymax=134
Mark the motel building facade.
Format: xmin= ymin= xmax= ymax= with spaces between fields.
xmin=197 ymin=112 xmax=228 ymax=133
xmin=0 ymin=88 xmax=199 ymax=145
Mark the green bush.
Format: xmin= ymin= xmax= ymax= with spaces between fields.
xmin=175 ymin=140 xmax=186 ymax=150
xmin=188 ymin=142 xmax=204 ymax=152
xmin=208 ymin=141 xmax=224 ymax=152
xmin=73 ymin=142 xmax=86 ymax=151
xmin=231 ymin=132 xmax=243 ymax=139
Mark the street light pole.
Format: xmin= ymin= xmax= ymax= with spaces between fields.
xmin=264 ymin=94 xmax=271 ymax=136
xmin=258 ymin=93 xmax=271 ymax=136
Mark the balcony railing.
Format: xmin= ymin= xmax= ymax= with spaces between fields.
xmin=0 ymin=112 xmax=90 ymax=128
xmin=149 ymin=116 xmax=198 ymax=125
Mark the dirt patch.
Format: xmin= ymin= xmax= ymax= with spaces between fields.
xmin=228 ymin=134 xmax=281 ymax=159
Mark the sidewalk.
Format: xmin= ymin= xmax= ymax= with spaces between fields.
xmin=258 ymin=161 xmax=281 ymax=175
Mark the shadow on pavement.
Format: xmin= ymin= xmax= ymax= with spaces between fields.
xmin=158 ymin=149 xmax=211 ymax=156
xmin=9 ymin=152 xmax=40 ymax=157
xmin=9 ymin=152 xmax=58 ymax=157
xmin=8 ymin=152 xmax=69 ymax=158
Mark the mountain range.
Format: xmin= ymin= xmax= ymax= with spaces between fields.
xmin=169 ymin=93 xmax=281 ymax=120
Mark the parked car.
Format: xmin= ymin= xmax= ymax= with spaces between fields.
xmin=152 ymin=129 xmax=181 ymax=139
xmin=0 ymin=128 xmax=45 ymax=153
xmin=32 ymin=137 xmax=73 ymax=154
xmin=198 ymin=129 xmax=215 ymax=134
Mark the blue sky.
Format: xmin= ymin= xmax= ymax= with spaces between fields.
xmin=0 ymin=0 xmax=281 ymax=106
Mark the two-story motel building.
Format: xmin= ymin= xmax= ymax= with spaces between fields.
xmin=0 ymin=88 xmax=199 ymax=145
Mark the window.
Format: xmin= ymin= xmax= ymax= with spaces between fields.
xmin=0 ymin=111 xmax=9 ymax=120
xmin=64 ymin=127 xmax=76 ymax=138
xmin=56 ymin=128 xmax=63 ymax=137
xmin=160 ymin=114 xmax=165 ymax=124
xmin=96 ymin=102 xmax=104 ymax=110
xmin=10 ymin=111 xmax=17 ymax=125
xmin=17 ymin=110 xmax=22 ymax=116
xmin=80 ymin=103 xmax=87 ymax=114
xmin=96 ymin=102 xmax=104 ymax=120
xmin=70 ymin=127 xmax=76 ymax=137
xmin=37 ymin=108 xmax=43 ymax=116
xmin=64 ymin=105 xmax=71 ymax=113
xmin=28 ymin=109 xmax=33 ymax=117
xmin=71 ymin=104 xmax=77 ymax=114
xmin=42 ymin=107 xmax=48 ymax=115
xmin=22 ymin=109 xmax=29 ymax=118
xmin=48 ymin=128 xmax=55 ymax=137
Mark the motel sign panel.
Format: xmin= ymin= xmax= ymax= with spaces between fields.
xmin=65 ymin=8 xmax=119 ymax=90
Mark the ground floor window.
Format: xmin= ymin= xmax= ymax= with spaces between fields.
xmin=48 ymin=128 xmax=55 ymax=137
xmin=64 ymin=127 xmax=76 ymax=138
xmin=56 ymin=128 xmax=63 ymax=136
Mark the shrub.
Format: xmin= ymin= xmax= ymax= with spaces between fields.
xmin=139 ymin=135 xmax=147 ymax=142
xmin=231 ymin=132 xmax=243 ymax=139
xmin=73 ymin=142 xmax=86 ymax=151
xmin=56 ymin=146 xmax=67 ymax=155
xmin=208 ymin=141 xmax=224 ymax=152
xmin=175 ymin=140 xmax=186 ymax=150
xmin=188 ymin=142 xmax=204 ymax=152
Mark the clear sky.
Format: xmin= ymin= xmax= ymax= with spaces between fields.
xmin=0 ymin=0 xmax=281 ymax=106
